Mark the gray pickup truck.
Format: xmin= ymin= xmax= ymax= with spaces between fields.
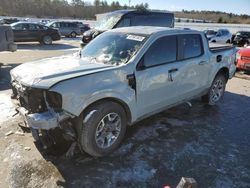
xmin=10 ymin=27 xmax=236 ymax=157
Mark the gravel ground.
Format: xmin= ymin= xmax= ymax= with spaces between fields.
xmin=0 ymin=38 xmax=250 ymax=187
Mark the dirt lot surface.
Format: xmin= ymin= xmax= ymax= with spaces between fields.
xmin=0 ymin=38 xmax=250 ymax=187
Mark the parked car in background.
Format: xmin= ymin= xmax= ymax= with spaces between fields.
xmin=204 ymin=29 xmax=217 ymax=39
xmin=0 ymin=25 xmax=17 ymax=52
xmin=47 ymin=21 xmax=81 ymax=37
xmin=207 ymin=29 xmax=232 ymax=44
xmin=11 ymin=27 xmax=236 ymax=157
xmin=72 ymin=21 xmax=90 ymax=34
xmin=82 ymin=9 xmax=174 ymax=44
xmin=232 ymin=31 xmax=250 ymax=47
xmin=11 ymin=22 xmax=61 ymax=44
xmin=236 ymin=48 xmax=250 ymax=72
xmin=40 ymin=19 xmax=51 ymax=25
xmin=0 ymin=18 xmax=19 ymax=25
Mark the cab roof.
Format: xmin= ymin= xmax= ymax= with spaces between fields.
xmin=104 ymin=9 xmax=173 ymax=16
xmin=109 ymin=26 xmax=201 ymax=36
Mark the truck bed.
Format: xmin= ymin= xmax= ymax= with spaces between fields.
xmin=209 ymin=43 xmax=234 ymax=53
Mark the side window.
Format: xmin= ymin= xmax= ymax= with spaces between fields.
xmin=131 ymin=14 xmax=173 ymax=27
xmin=144 ymin=36 xmax=177 ymax=67
xmin=67 ymin=23 xmax=73 ymax=27
xmin=72 ymin=23 xmax=78 ymax=28
xmin=39 ymin=25 xmax=48 ymax=30
xmin=178 ymin=34 xmax=203 ymax=60
xmin=12 ymin=24 xmax=23 ymax=30
xmin=60 ymin=22 xmax=66 ymax=27
xmin=221 ymin=30 xmax=229 ymax=36
xmin=51 ymin=23 xmax=59 ymax=28
xmin=116 ymin=18 xmax=131 ymax=28
xmin=29 ymin=24 xmax=39 ymax=30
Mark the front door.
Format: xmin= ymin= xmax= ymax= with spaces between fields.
xmin=135 ymin=35 xmax=183 ymax=117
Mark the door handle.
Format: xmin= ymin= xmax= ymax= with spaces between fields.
xmin=168 ymin=68 xmax=178 ymax=73
xmin=168 ymin=68 xmax=178 ymax=82
xmin=198 ymin=61 xmax=207 ymax=65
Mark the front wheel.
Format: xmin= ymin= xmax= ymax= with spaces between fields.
xmin=202 ymin=74 xmax=226 ymax=105
xmin=41 ymin=35 xmax=52 ymax=45
xmin=70 ymin=32 xmax=77 ymax=38
xmin=76 ymin=101 xmax=127 ymax=157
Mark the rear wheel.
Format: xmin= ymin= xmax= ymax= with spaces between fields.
xmin=41 ymin=35 xmax=52 ymax=45
xmin=70 ymin=32 xmax=77 ymax=38
xmin=76 ymin=101 xmax=127 ymax=157
xmin=202 ymin=74 xmax=226 ymax=105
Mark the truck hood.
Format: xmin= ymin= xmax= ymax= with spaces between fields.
xmin=10 ymin=54 xmax=114 ymax=89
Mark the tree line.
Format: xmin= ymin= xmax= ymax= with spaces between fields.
xmin=177 ymin=9 xmax=250 ymax=24
xmin=0 ymin=0 xmax=249 ymax=24
xmin=0 ymin=0 xmax=149 ymax=19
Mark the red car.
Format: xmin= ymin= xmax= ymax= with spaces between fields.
xmin=236 ymin=47 xmax=250 ymax=72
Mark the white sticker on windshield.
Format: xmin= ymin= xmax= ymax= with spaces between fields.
xmin=126 ymin=35 xmax=145 ymax=42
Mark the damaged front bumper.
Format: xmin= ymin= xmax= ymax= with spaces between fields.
xmin=16 ymin=106 xmax=70 ymax=130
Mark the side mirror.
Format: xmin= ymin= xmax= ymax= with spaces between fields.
xmin=136 ymin=57 xmax=146 ymax=71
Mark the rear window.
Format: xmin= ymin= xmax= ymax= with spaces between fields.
xmin=178 ymin=34 xmax=203 ymax=59
xmin=221 ymin=30 xmax=229 ymax=35
xmin=131 ymin=13 xmax=173 ymax=27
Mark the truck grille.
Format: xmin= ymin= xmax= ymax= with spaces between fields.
xmin=241 ymin=56 xmax=250 ymax=61
xmin=12 ymin=81 xmax=47 ymax=113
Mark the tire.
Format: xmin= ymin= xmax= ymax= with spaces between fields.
xmin=76 ymin=101 xmax=127 ymax=157
xmin=41 ymin=35 xmax=52 ymax=45
xmin=226 ymin=40 xmax=230 ymax=44
xmin=202 ymin=74 xmax=226 ymax=105
xmin=70 ymin=32 xmax=77 ymax=38
xmin=211 ymin=40 xmax=216 ymax=43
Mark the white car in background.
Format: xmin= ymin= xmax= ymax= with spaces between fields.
xmin=207 ymin=29 xmax=232 ymax=44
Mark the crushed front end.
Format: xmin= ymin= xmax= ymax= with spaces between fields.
xmin=11 ymin=80 xmax=76 ymax=152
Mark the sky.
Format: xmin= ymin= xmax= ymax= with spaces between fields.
xmin=86 ymin=0 xmax=250 ymax=15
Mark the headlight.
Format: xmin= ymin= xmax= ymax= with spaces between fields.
xmin=83 ymin=30 xmax=92 ymax=36
xmin=45 ymin=91 xmax=62 ymax=112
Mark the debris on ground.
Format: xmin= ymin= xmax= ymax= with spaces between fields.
xmin=5 ymin=131 xmax=13 ymax=136
xmin=176 ymin=177 xmax=197 ymax=188
xmin=65 ymin=142 xmax=77 ymax=159
xmin=15 ymin=131 xmax=24 ymax=136
xmin=24 ymin=147 xmax=31 ymax=151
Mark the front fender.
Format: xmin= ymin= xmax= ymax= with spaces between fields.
xmin=49 ymin=69 xmax=137 ymax=122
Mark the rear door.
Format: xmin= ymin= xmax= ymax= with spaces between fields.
xmin=28 ymin=24 xmax=41 ymax=41
xmin=176 ymin=34 xmax=211 ymax=98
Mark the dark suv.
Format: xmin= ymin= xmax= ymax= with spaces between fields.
xmin=82 ymin=9 xmax=174 ymax=44
xmin=233 ymin=31 xmax=250 ymax=47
